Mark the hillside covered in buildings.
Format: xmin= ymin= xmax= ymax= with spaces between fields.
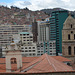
xmin=0 ymin=5 xmax=75 ymax=25
xmin=0 ymin=5 xmax=49 ymax=25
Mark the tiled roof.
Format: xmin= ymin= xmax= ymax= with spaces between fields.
xmin=0 ymin=64 xmax=6 ymax=72
xmin=0 ymin=58 xmax=5 ymax=63
xmin=52 ymin=56 xmax=71 ymax=62
xmin=0 ymin=54 xmax=73 ymax=73
xmin=22 ymin=57 xmax=38 ymax=63
xmin=0 ymin=57 xmax=38 ymax=72
xmin=16 ymin=54 xmax=73 ymax=73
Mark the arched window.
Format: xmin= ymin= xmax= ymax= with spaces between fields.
xmin=11 ymin=58 xmax=17 ymax=64
xmin=74 ymin=34 xmax=75 ymax=40
xmin=68 ymin=46 xmax=71 ymax=55
xmin=68 ymin=34 xmax=70 ymax=40
xmin=74 ymin=47 xmax=75 ymax=55
xmin=71 ymin=24 xmax=72 ymax=28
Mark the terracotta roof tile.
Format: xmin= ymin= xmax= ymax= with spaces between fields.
xmin=52 ymin=56 xmax=71 ymax=62
xmin=0 ymin=58 xmax=5 ymax=63
xmin=16 ymin=53 xmax=73 ymax=73
xmin=0 ymin=64 xmax=6 ymax=72
xmin=0 ymin=54 xmax=73 ymax=73
xmin=22 ymin=57 xmax=38 ymax=63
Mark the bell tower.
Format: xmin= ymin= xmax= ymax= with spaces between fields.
xmin=62 ymin=12 xmax=75 ymax=62
xmin=5 ymin=39 xmax=22 ymax=72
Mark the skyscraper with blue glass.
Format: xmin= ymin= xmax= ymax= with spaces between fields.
xmin=50 ymin=10 xmax=68 ymax=55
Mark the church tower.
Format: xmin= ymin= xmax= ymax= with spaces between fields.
xmin=5 ymin=39 xmax=22 ymax=72
xmin=62 ymin=13 xmax=75 ymax=61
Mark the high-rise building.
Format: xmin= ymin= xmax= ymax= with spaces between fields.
xmin=32 ymin=20 xmax=38 ymax=42
xmin=50 ymin=10 xmax=68 ymax=55
xmin=62 ymin=14 xmax=75 ymax=61
xmin=37 ymin=19 xmax=56 ymax=56
xmin=37 ymin=20 xmax=50 ymax=42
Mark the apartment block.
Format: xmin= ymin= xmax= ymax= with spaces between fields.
xmin=37 ymin=41 xmax=56 ymax=56
xmin=19 ymin=32 xmax=37 ymax=57
xmin=0 ymin=24 xmax=32 ymax=46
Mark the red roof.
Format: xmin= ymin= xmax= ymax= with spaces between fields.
xmin=16 ymin=54 xmax=73 ymax=73
xmin=52 ymin=56 xmax=71 ymax=62
xmin=22 ymin=57 xmax=38 ymax=63
xmin=0 ymin=54 xmax=72 ymax=73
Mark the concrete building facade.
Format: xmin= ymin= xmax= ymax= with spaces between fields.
xmin=0 ymin=24 xmax=32 ymax=46
xmin=37 ymin=19 xmax=56 ymax=56
xmin=37 ymin=20 xmax=50 ymax=42
xmin=37 ymin=41 xmax=56 ymax=56
xmin=19 ymin=32 xmax=37 ymax=57
xmin=62 ymin=14 xmax=75 ymax=62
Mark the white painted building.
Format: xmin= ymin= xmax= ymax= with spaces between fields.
xmin=37 ymin=19 xmax=50 ymax=42
xmin=19 ymin=32 xmax=33 ymax=45
xmin=19 ymin=32 xmax=37 ymax=57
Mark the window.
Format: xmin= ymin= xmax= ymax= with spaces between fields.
xmin=74 ymin=47 xmax=75 ymax=55
xmin=27 ymin=34 xmax=29 ymax=35
xmin=33 ymin=50 xmax=35 ymax=52
xmin=25 ymin=47 xmax=27 ymax=49
xmin=29 ymin=47 xmax=31 ymax=49
xmin=23 ymin=37 xmax=26 ymax=38
xmin=68 ymin=46 xmax=71 ymax=55
xmin=33 ymin=47 xmax=35 ymax=49
xmin=11 ymin=58 xmax=17 ymax=64
xmin=74 ymin=34 xmax=75 ymax=40
xmin=33 ymin=53 xmax=35 ymax=56
xmin=21 ymin=47 xmax=24 ymax=49
xmin=50 ymin=45 xmax=52 ymax=47
xmin=23 ymin=34 xmax=26 ymax=36
xmin=20 ymin=34 xmax=22 ymax=36
xmin=71 ymin=31 xmax=73 ymax=33
xmin=68 ymin=34 xmax=70 ymax=40
xmin=30 ymin=40 xmax=33 ymax=41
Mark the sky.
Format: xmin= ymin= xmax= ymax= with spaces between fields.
xmin=0 ymin=0 xmax=75 ymax=11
